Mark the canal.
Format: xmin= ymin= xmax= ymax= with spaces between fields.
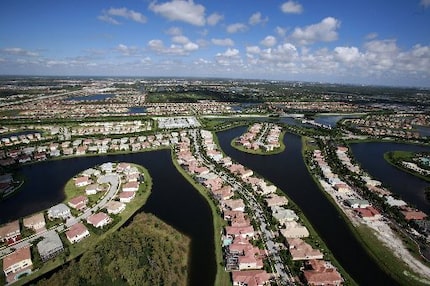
xmin=0 ymin=150 xmax=215 ymax=286
xmin=216 ymin=126 xmax=400 ymax=285
xmin=350 ymin=141 xmax=430 ymax=214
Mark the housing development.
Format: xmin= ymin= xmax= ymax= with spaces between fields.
xmin=0 ymin=77 xmax=429 ymax=286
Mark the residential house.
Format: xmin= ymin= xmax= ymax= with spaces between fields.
xmin=23 ymin=213 xmax=46 ymax=233
xmin=265 ymin=194 xmax=288 ymax=207
xmin=223 ymin=199 xmax=246 ymax=212
xmin=287 ymin=238 xmax=323 ymax=261
xmin=87 ymin=212 xmax=111 ymax=228
xmin=232 ymin=270 xmax=272 ymax=286
xmin=85 ymin=184 xmax=100 ymax=195
xmin=66 ymin=223 xmax=90 ymax=244
xmin=303 ymin=260 xmax=344 ymax=286
xmin=122 ymin=181 xmax=139 ymax=192
xmin=47 ymin=203 xmax=71 ymax=220
xmin=119 ymin=191 xmax=136 ymax=203
xmin=0 ymin=220 xmax=21 ymax=245
xmin=105 ymin=201 xmax=126 ymax=215
xmin=2 ymin=246 xmax=32 ymax=283
xmin=37 ymin=231 xmax=64 ymax=262
xmin=74 ymin=176 xmax=92 ymax=187
xmin=280 ymin=221 xmax=310 ymax=238
xmin=68 ymin=195 xmax=88 ymax=210
xmin=271 ymin=206 xmax=299 ymax=225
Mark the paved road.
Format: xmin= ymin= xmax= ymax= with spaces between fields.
xmin=189 ymin=129 xmax=294 ymax=285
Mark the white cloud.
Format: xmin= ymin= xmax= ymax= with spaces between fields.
xmin=291 ymin=17 xmax=340 ymax=45
xmin=207 ymin=12 xmax=223 ymax=26
xmin=334 ymin=46 xmax=361 ymax=63
xmin=226 ymin=23 xmax=247 ymax=33
xmin=166 ymin=27 xmax=182 ymax=36
xmin=420 ymin=0 xmax=430 ymax=8
xmin=115 ymin=44 xmax=139 ymax=56
xmin=1 ymin=47 xmax=39 ymax=57
xmin=261 ymin=36 xmax=277 ymax=47
xmin=211 ymin=38 xmax=235 ymax=46
xmin=276 ymin=26 xmax=287 ymax=37
xmin=249 ymin=12 xmax=268 ymax=25
xmin=149 ymin=0 xmax=206 ymax=26
xmin=148 ymin=38 xmax=199 ymax=55
xmin=217 ymin=48 xmax=240 ymax=57
xmin=365 ymin=32 xmax=378 ymax=40
xmin=281 ymin=1 xmax=303 ymax=14
xmin=246 ymin=46 xmax=261 ymax=54
xmin=172 ymin=35 xmax=190 ymax=44
xmin=99 ymin=7 xmax=147 ymax=24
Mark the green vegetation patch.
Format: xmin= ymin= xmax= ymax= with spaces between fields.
xmin=35 ymin=213 xmax=190 ymax=286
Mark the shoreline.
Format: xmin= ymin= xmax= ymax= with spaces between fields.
xmin=8 ymin=162 xmax=154 ymax=286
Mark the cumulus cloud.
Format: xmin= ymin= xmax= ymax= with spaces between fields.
xmin=148 ymin=38 xmax=199 ymax=55
xmin=98 ymin=7 xmax=147 ymax=24
xmin=216 ymin=48 xmax=242 ymax=66
xmin=226 ymin=23 xmax=247 ymax=33
xmin=276 ymin=26 xmax=287 ymax=37
xmin=172 ymin=35 xmax=190 ymax=44
xmin=291 ymin=17 xmax=340 ymax=45
xmin=261 ymin=36 xmax=277 ymax=47
xmin=334 ymin=46 xmax=361 ymax=63
xmin=249 ymin=12 xmax=268 ymax=25
xmin=211 ymin=38 xmax=235 ymax=46
xmin=420 ymin=0 xmax=430 ymax=8
xmin=246 ymin=46 xmax=261 ymax=54
xmin=115 ymin=44 xmax=139 ymax=56
xmin=207 ymin=12 xmax=223 ymax=26
xmin=281 ymin=1 xmax=303 ymax=14
xmin=149 ymin=0 xmax=206 ymax=26
xmin=218 ymin=48 xmax=240 ymax=57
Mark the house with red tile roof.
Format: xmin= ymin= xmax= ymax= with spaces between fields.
xmin=119 ymin=191 xmax=136 ymax=203
xmin=66 ymin=223 xmax=90 ymax=244
xmin=87 ymin=212 xmax=111 ymax=228
xmin=287 ymin=238 xmax=323 ymax=261
xmin=74 ymin=176 xmax=92 ymax=187
xmin=354 ymin=206 xmax=382 ymax=221
xmin=2 ymin=246 xmax=32 ymax=283
xmin=225 ymin=225 xmax=255 ymax=239
xmin=122 ymin=181 xmax=139 ymax=192
xmin=68 ymin=195 xmax=88 ymax=211
xmin=400 ymin=206 xmax=428 ymax=221
xmin=222 ymin=199 xmax=246 ymax=212
xmin=0 ymin=220 xmax=21 ymax=245
xmin=232 ymin=269 xmax=272 ymax=286
xmin=303 ymin=259 xmax=344 ymax=286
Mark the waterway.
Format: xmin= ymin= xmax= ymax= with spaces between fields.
xmin=314 ymin=114 xmax=363 ymax=128
xmin=66 ymin=93 xmax=115 ymax=101
xmin=0 ymin=150 xmax=215 ymax=286
xmin=350 ymin=141 xmax=430 ymax=214
xmin=216 ymin=126 xmax=399 ymax=285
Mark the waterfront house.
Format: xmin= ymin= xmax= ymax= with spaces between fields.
xmin=37 ymin=230 xmax=64 ymax=262
xmin=87 ymin=212 xmax=111 ymax=228
xmin=232 ymin=269 xmax=272 ymax=286
xmin=0 ymin=220 xmax=21 ymax=245
xmin=265 ymin=194 xmax=288 ymax=207
xmin=68 ymin=195 xmax=88 ymax=211
xmin=105 ymin=200 xmax=126 ymax=215
xmin=47 ymin=203 xmax=71 ymax=220
xmin=354 ymin=206 xmax=382 ymax=221
xmin=222 ymin=199 xmax=246 ymax=212
xmin=400 ymin=207 xmax=428 ymax=221
xmin=346 ymin=199 xmax=370 ymax=209
xmin=287 ymin=238 xmax=323 ymax=261
xmin=2 ymin=246 xmax=32 ymax=283
xmin=225 ymin=225 xmax=255 ymax=239
xmin=119 ymin=191 xmax=136 ymax=203
xmin=66 ymin=223 xmax=90 ymax=244
xmin=122 ymin=181 xmax=139 ymax=192
xmin=23 ymin=213 xmax=46 ymax=233
xmin=271 ymin=206 xmax=299 ymax=225
xmin=303 ymin=260 xmax=344 ymax=286
xmin=74 ymin=176 xmax=92 ymax=187
xmin=280 ymin=221 xmax=310 ymax=238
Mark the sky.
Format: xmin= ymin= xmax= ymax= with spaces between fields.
xmin=0 ymin=0 xmax=430 ymax=87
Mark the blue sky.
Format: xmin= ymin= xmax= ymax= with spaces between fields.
xmin=1 ymin=0 xmax=429 ymax=87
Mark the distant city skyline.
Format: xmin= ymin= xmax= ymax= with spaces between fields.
xmin=1 ymin=0 xmax=430 ymax=87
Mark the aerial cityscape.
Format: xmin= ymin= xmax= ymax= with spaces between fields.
xmin=0 ymin=1 xmax=430 ymax=286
